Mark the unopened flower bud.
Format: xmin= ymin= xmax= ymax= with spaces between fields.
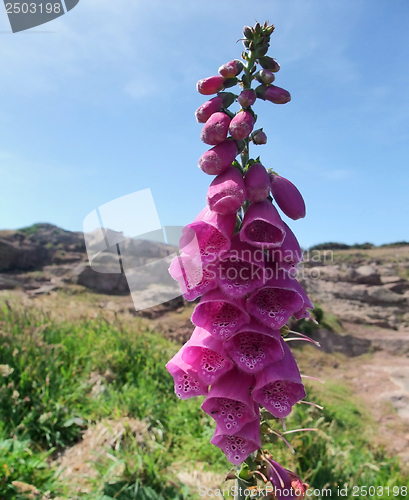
xmin=201 ymin=112 xmax=231 ymax=145
xmin=197 ymin=75 xmax=225 ymax=95
xmin=256 ymin=44 xmax=269 ymax=57
xmin=218 ymin=60 xmax=244 ymax=78
xmin=207 ymin=166 xmax=246 ymax=214
xmin=251 ymin=129 xmax=267 ymax=145
xmin=198 ymin=140 xmax=238 ymax=175
xmin=256 ymin=84 xmax=291 ymax=104
xmin=195 ymin=96 xmax=223 ymax=123
xmin=245 ymin=163 xmax=270 ymax=202
xmin=228 ymin=110 xmax=255 ymax=141
xmin=237 ymin=89 xmax=257 ymax=108
xmin=243 ymin=26 xmax=253 ymax=39
xmin=258 ymin=56 xmax=280 ymax=72
xmin=270 ymin=174 xmax=306 ymax=220
xmin=255 ymin=69 xmax=275 ymax=84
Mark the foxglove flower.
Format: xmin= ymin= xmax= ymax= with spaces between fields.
xmin=244 ymin=163 xmax=271 ymax=202
xmin=223 ymin=320 xmax=284 ymax=373
xmin=229 ymin=110 xmax=256 ymax=141
xmin=181 ymin=327 xmax=233 ymax=385
xmin=252 ymin=340 xmax=306 ymax=417
xmin=197 ymin=75 xmax=225 ymax=95
xmin=264 ymin=456 xmax=297 ymax=500
xmin=166 ymin=350 xmax=208 ymax=400
xmin=179 ymin=207 xmax=236 ymax=264
xmin=256 ymin=84 xmax=291 ymax=104
xmin=267 ymin=222 xmax=303 ymax=276
xmin=240 ymin=199 xmax=286 ymax=248
xmin=201 ymin=112 xmax=231 ymax=145
xmin=210 ymin=405 xmax=261 ymax=465
xmin=168 ymin=253 xmax=217 ymax=301
xmin=207 ymin=166 xmax=247 ymax=214
xmin=270 ymin=174 xmax=306 ymax=220
xmin=201 ymin=368 xmax=256 ymax=433
xmin=215 ymin=234 xmax=266 ymax=298
xmin=198 ymin=140 xmax=239 ymax=175
xmin=246 ymin=269 xmax=313 ymax=329
xmin=191 ymin=288 xmax=250 ymax=341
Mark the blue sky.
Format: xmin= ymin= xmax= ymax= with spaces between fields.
xmin=0 ymin=0 xmax=408 ymax=248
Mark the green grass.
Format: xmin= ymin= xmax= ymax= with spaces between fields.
xmin=0 ymin=300 xmax=408 ymax=499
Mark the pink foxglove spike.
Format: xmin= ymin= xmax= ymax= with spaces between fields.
xmin=191 ymin=288 xmax=250 ymax=341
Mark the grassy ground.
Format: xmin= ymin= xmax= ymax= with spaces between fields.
xmin=0 ymin=297 xmax=408 ymax=499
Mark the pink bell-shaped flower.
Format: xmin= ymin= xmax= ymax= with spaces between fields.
xmin=244 ymin=163 xmax=271 ymax=202
xmin=252 ymin=340 xmax=306 ymax=418
xmin=166 ymin=349 xmax=208 ymax=400
xmin=270 ymin=174 xmax=306 ymax=220
xmin=256 ymin=84 xmax=291 ymax=104
xmin=207 ymin=166 xmax=246 ymax=214
xmin=264 ymin=455 xmax=297 ymax=500
xmin=168 ymin=253 xmax=217 ymax=302
xmin=181 ymin=327 xmax=233 ymax=385
xmin=228 ymin=110 xmax=255 ymax=141
xmin=191 ymin=288 xmax=250 ymax=341
xmin=195 ymin=96 xmax=223 ymax=123
xmin=201 ymin=112 xmax=231 ymax=145
xmin=267 ymin=222 xmax=304 ymax=276
xmin=223 ymin=320 xmax=284 ymax=374
xmin=246 ymin=270 xmax=313 ymax=329
xmin=179 ymin=207 xmax=236 ymax=264
xmin=240 ymin=199 xmax=286 ymax=248
xmin=198 ymin=140 xmax=239 ymax=176
xmin=218 ymin=59 xmax=244 ymax=78
xmin=210 ymin=405 xmax=261 ymax=465
xmin=197 ymin=75 xmax=225 ymax=95
xmin=215 ymin=234 xmax=266 ymax=299
xmin=237 ymin=89 xmax=257 ymax=108
xmin=202 ymin=367 xmax=256 ymax=434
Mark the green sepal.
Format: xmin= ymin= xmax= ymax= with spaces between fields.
xmin=217 ymin=91 xmax=236 ymax=108
xmin=223 ymin=77 xmax=239 ymax=89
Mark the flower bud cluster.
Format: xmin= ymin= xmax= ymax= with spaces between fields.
xmin=167 ymin=22 xmax=310 ymax=488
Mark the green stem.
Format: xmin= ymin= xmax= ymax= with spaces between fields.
xmin=234 ymin=477 xmax=250 ymax=500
